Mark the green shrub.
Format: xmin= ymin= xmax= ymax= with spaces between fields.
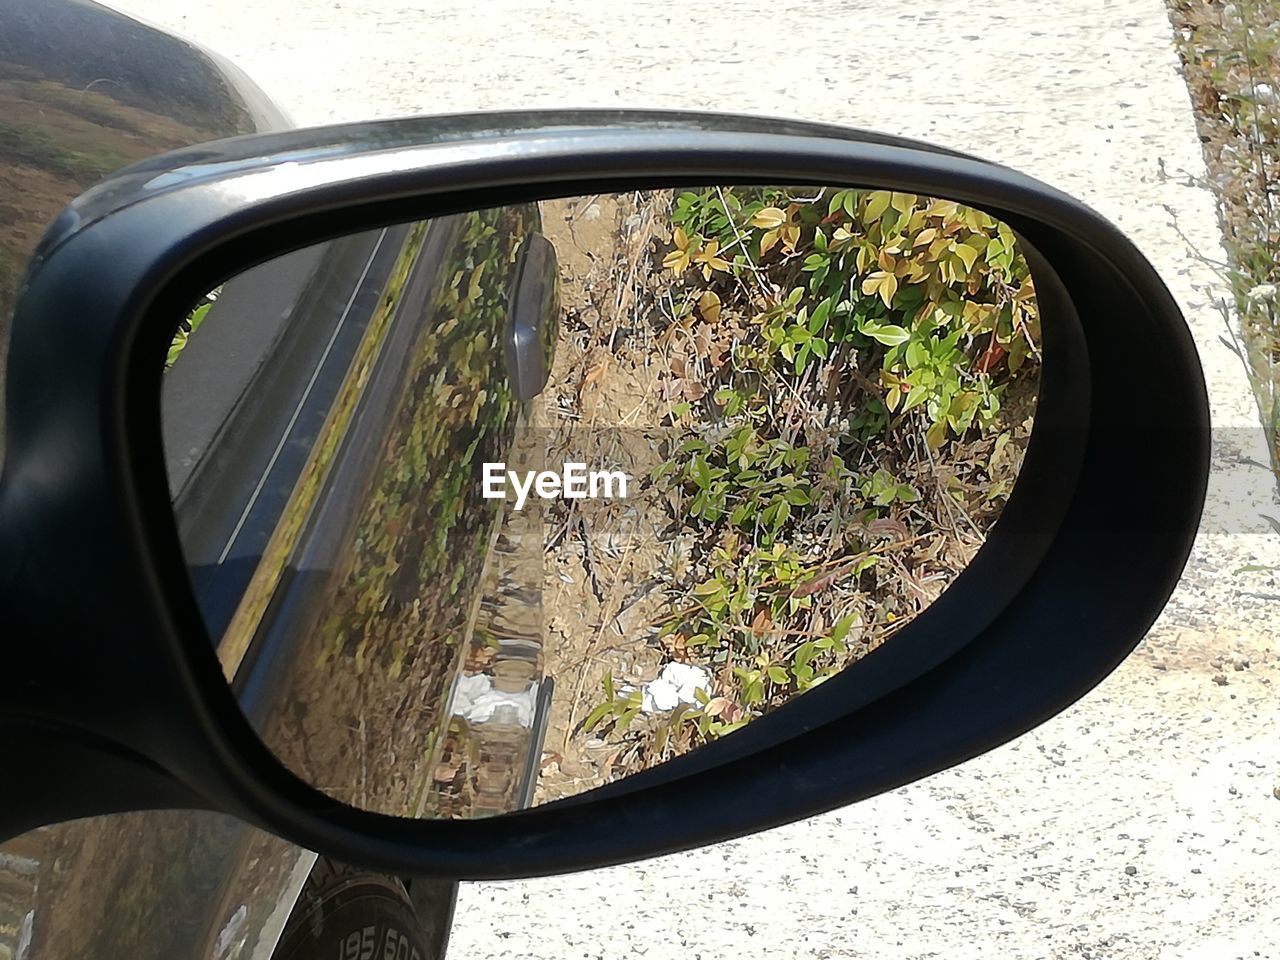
xmin=584 ymin=186 xmax=1040 ymax=761
xmin=666 ymin=186 xmax=1038 ymax=446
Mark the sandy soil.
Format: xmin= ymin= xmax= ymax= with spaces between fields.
xmin=93 ymin=1 xmax=1280 ymax=956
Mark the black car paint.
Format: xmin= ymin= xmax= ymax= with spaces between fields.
xmin=0 ymin=4 xmax=434 ymax=959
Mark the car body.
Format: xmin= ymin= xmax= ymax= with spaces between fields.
xmin=0 ymin=2 xmax=557 ymax=957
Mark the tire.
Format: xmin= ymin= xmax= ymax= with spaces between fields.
xmin=273 ymin=859 xmax=451 ymax=960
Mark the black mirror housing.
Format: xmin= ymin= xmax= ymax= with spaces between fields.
xmin=0 ymin=110 xmax=1209 ymax=878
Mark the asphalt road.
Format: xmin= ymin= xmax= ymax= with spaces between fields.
xmin=105 ymin=2 xmax=1280 ymax=957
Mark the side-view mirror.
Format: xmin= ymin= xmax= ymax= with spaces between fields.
xmin=0 ymin=110 xmax=1208 ymax=879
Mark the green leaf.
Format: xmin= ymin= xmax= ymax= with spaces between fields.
xmin=925 ymin=417 xmax=948 ymax=449
xmin=903 ymin=383 xmax=930 ymax=411
xmin=188 ymin=301 xmax=213 ymax=334
xmin=866 ymin=191 xmax=892 ymax=221
xmin=582 ymin=701 xmax=615 ymax=733
xmin=832 ymin=613 xmax=857 ymax=643
xmin=953 ymin=241 xmax=979 ymax=272
xmin=859 ymin=322 xmax=910 ymax=346
xmin=905 ymin=339 xmax=928 ymax=369
xmin=783 ymin=446 xmax=809 ymax=468
xmin=810 ymin=297 xmax=832 ymax=331
xmin=784 ymin=487 xmax=811 ymax=505
xmin=690 ymin=455 xmax=712 ymax=488
xmin=794 ymin=345 xmax=809 ymax=374
xmin=889 ymin=191 xmax=916 ymax=213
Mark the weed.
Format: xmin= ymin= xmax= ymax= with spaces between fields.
xmin=1171 ymin=0 xmax=1280 ymax=471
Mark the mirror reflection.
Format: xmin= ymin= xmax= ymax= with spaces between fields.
xmin=162 ymin=186 xmax=1040 ymax=818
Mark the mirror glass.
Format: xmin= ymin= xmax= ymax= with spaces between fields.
xmin=161 ymin=186 xmax=1040 ymax=818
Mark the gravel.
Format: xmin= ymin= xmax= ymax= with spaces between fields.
xmin=103 ymin=1 xmax=1280 ymax=956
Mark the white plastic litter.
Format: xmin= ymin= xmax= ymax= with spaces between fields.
xmin=637 ymin=662 xmax=713 ymax=713
xmin=449 ymin=673 xmax=537 ymax=727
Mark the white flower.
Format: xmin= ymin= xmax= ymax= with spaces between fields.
xmin=638 ymin=662 xmax=713 ymax=713
xmin=1247 ymin=283 xmax=1277 ymax=302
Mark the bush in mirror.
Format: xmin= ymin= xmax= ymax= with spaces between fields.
xmin=160 ymin=185 xmax=1039 ymax=818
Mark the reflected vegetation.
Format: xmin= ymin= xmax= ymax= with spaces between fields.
xmin=163 ymin=186 xmax=1039 ymax=818
xmin=0 ymin=45 xmax=250 ymax=457
xmin=214 ymin=208 xmax=543 ymax=815
xmin=529 ymin=188 xmax=1038 ymax=801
